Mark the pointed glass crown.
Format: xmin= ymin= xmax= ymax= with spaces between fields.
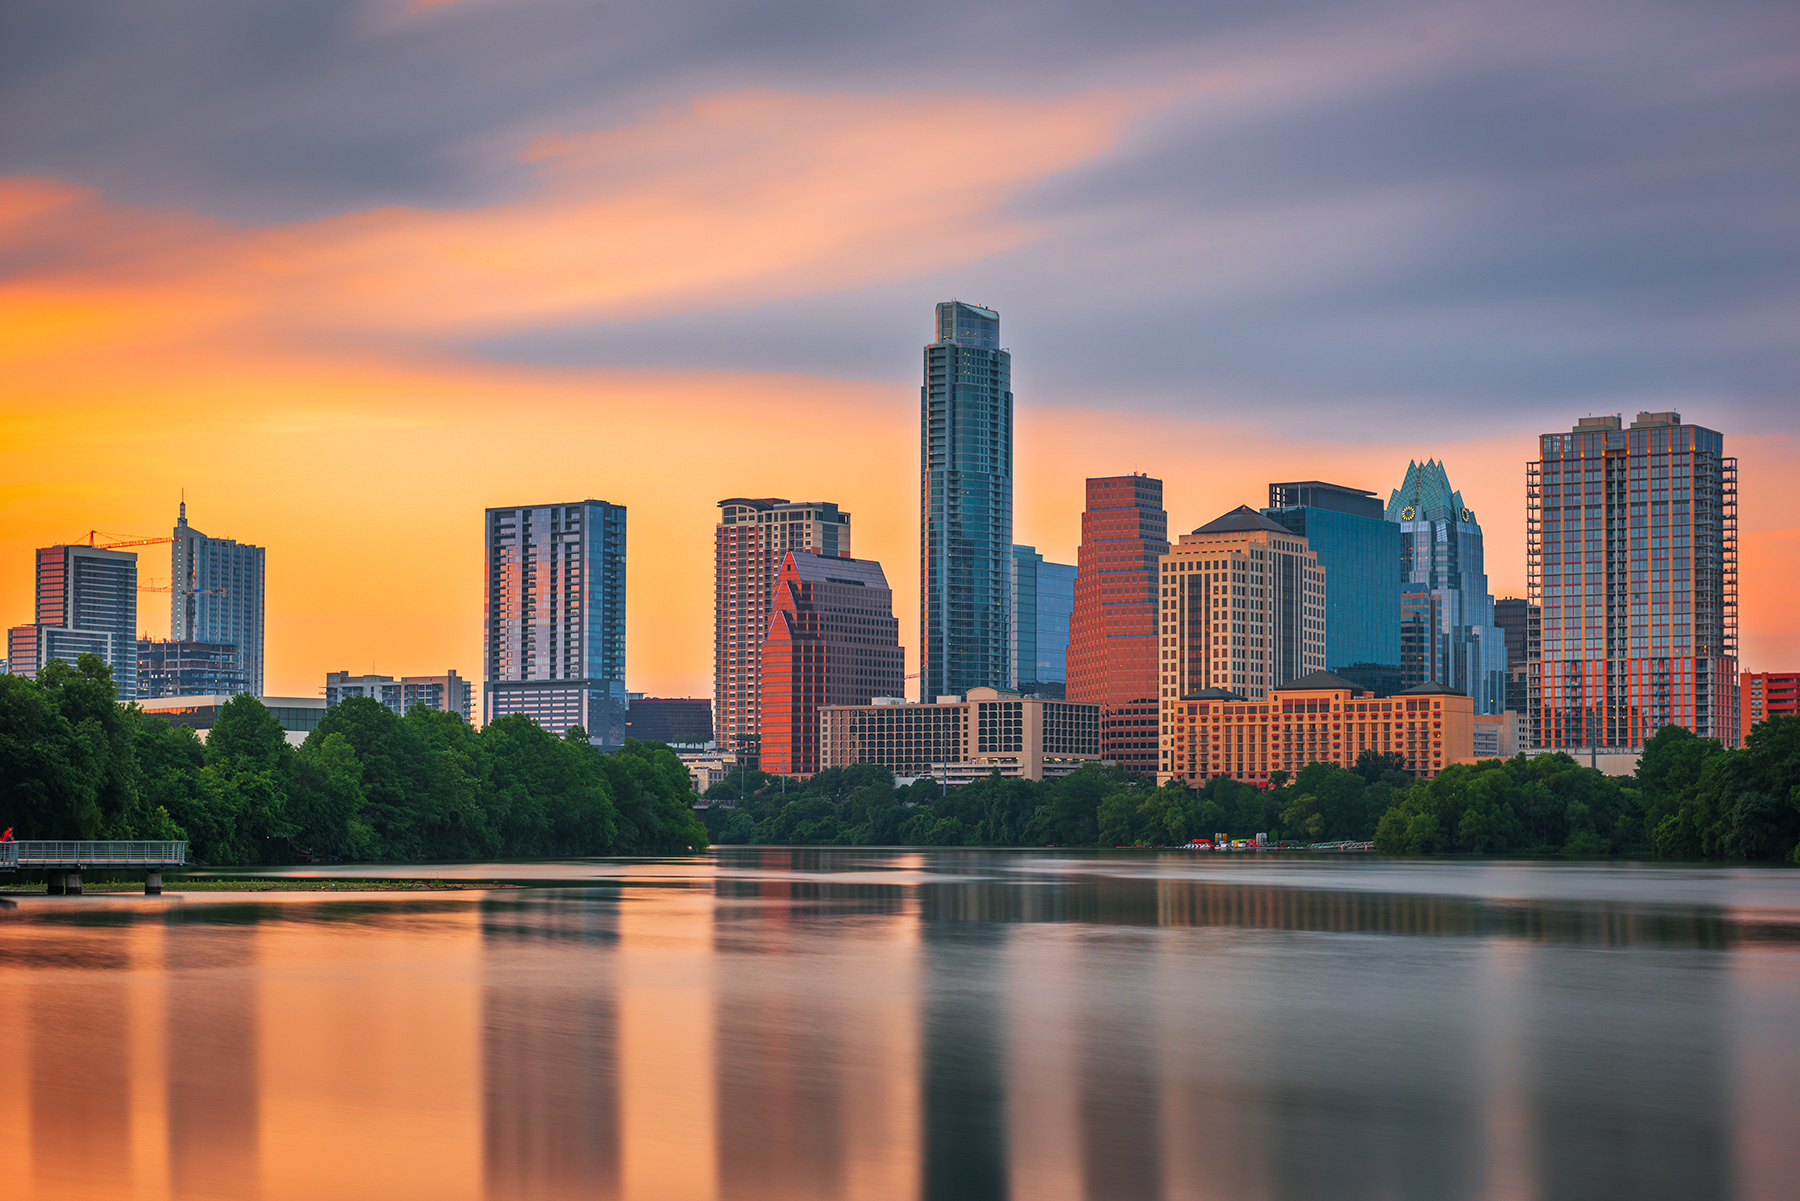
xmin=1385 ymin=459 xmax=1471 ymax=523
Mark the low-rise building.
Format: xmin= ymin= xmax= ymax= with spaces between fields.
xmin=138 ymin=695 xmax=326 ymax=747
xmin=1470 ymin=710 xmax=1525 ymax=760
xmin=324 ymin=670 xmax=472 ymax=722
xmin=1159 ymin=671 xmax=1474 ymax=788
xmin=1742 ymin=671 xmax=1798 ymax=743
xmin=820 ymin=687 xmax=1101 ymax=783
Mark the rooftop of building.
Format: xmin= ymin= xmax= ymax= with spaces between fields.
xmin=1385 ymin=459 xmax=1470 ymax=524
xmin=1181 ymin=687 xmax=1249 ymax=701
xmin=1272 ymin=670 xmax=1366 ymax=693
xmin=1398 ymin=681 xmax=1465 ymax=695
xmin=779 ymin=550 xmax=889 ymax=589
xmin=1192 ymin=505 xmax=1291 ymax=536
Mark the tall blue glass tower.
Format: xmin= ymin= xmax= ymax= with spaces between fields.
xmin=1011 ymin=545 xmax=1075 ymax=698
xmin=1386 ymin=460 xmax=1507 ymax=714
xmin=1263 ymin=481 xmax=1401 ymax=683
xmin=921 ymin=301 xmax=1012 ymax=699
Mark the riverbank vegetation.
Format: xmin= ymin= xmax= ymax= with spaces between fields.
xmin=0 ymin=655 xmax=707 ymax=864
xmin=702 ymin=715 xmax=1800 ymax=862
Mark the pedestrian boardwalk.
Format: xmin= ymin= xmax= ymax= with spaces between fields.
xmin=0 ymin=840 xmax=187 ymax=894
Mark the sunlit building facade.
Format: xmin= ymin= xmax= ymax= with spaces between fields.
xmin=1387 ymin=460 xmax=1506 ymax=714
xmin=1528 ymin=412 xmax=1737 ymax=751
xmin=325 ymin=670 xmax=473 ymax=721
xmin=1741 ymin=671 xmax=1796 ymax=744
xmin=758 ymin=551 xmax=904 ymax=776
xmin=1069 ymin=474 xmax=1169 ymax=776
xmin=1159 ymin=672 xmax=1473 ymax=788
xmin=171 ymin=501 xmax=266 ymax=697
xmin=714 ymin=497 xmax=852 ymax=752
xmin=484 ymin=500 xmax=627 ymax=746
xmin=921 ymin=300 xmax=1013 ymax=700
xmin=820 ymin=687 xmax=1100 ymax=782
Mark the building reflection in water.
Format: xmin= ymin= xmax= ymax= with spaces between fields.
xmin=165 ymin=915 xmax=261 ymax=1199
xmin=920 ymin=921 xmax=1010 ymax=1201
xmin=480 ymin=892 xmax=623 ymax=1201
xmin=26 ymin=932 xmax=134 ymax=1196
xmin=1073 ymin=924 xmax=1163 ymax=1201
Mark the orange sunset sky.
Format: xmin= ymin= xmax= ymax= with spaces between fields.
xmin=3 ymin=0 xmax=1796 ymax=700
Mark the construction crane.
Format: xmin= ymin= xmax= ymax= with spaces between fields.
xmin=138 ymin=581 xmax=225 ymax=595
xmin=83 ymin=530 xmax=174 ymax=549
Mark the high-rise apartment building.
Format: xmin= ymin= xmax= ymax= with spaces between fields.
xmin=1011 ymin=545 xmax=1075 ymax=699
xmin=171 ymin=502 xmax=266 ymax=696
xmin=714 ymin=498 xmax=851 ymax=752
xmin=139 ymin=638 xmax=246 ymax=699
xmin=1527 ymin=412 xmax=1737 ymax=750
xmin=1069 ymin=475 xmax=1168 ymax=776
xmin=758 ymin=551 xmax=904 ymax=776
xmin=484 ymin=500 xmax=627 ymax=745
xmin=325 ymin=670 xmax=473 ymax=721
xmin=1155 ymin=507 xmax=1326 ymax=778
xmin=1387 ymin=460 xmax=1507 ymax=714
xmin=7 ymin=544 xmax=138 ymax=695
xmin=921 ymin=300 xmax=1013 ymax=700
xmin=1264 ymin=480 xmax=1401 ymax=680
xmin=1741 ymin=671 xmax=1797 ymax=743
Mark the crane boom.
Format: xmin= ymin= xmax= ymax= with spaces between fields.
xmin=84 ymin=530 xmax=175 ymax=549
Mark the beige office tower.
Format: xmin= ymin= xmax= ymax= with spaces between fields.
xmin=714 ymin=498 xmax=852 ymax=753
xmin=1156 ymin=506 xmax=1326 ymax=776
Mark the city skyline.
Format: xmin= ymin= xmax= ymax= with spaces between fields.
xmin=2 ymin=4 xmax=1795 ymax=700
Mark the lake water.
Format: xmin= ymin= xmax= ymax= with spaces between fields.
xmin=3 ymin=850 xmax=1798 ymax=1201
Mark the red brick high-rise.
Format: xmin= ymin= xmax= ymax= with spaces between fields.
xmin=1068 ymin=475 xmax=1169 ymax=776
xmin=759 ymin=551 xmax=904 ymax=777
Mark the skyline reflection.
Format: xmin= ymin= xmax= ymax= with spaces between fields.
xmin=0 ymin=857 xmax=1794 ymax=1200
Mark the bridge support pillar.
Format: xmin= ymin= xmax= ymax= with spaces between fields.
xmin=46 ymin=870 xmax=66 ymax=896
xmin=145 ymin=870 xmax=162 ymax=896
xmin=65 ymin=871 xmax=82 ymax=896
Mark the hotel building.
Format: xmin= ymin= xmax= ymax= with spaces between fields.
xmin=1741 ymin=671 xmax=1796 ymax=744
xmin=714 ymin=497 xmax=852 ymax=752
xmin=484 ymin=500 xmax=627 ymax=745
xmin=171 ymin=501 xmax=267 ymax=697
xmin=758 ymin=551 xmax=904 ymax=776
xmin=921 ymin=300 xmax=1014 ymax=700
xmin=7 ymin=544 xmax=138 ymax=695
xmin=1159 ymin=672 xmax=1473 ymax=788
xmin=820 ymin=687 xmax=1100 ymax=783
xmin=1069 ymin=475 xmax=1169 ymax=776
xmin=1527 ymin=412 xmax=1737 ymax=751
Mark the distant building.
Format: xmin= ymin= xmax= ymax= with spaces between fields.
xmin=138 ymin=638 xmax=246 ymax=699
xmin=1741 ymin=671 xmax=1797 ymax=743
xmin=1264 ymin=480 xmax=1401 ymax=681
xmin=1011 ymin=545 xmax=1075 ymax=699
xmin=624 ymin=697 xmax=714 ymax=746
xmin=1160 ymin=672 xmax=1473 ymax=788
xmin=138 ymin=694 xmax=326 ymax=748
xmin=820 ymin=687 xmax=1100 ymax=783
xmin=1471 ymin=711 xmax=1524 ymax=759
xmin=1069 ymin=475 xmax=1169 ymax=777
xmin=1494 ymin=597 xmax=1537 ymax=715
xmin=714 ymin=498 xmax=851 ymax=753
xmin=7 ymin=544 xmax=138 ymax=695
xmin=758 ymin=551 xmax=904 ymax=776
xmin=484 ymin=500 xmax=627 ymax=745
xmin=325 ymin=670 xmax=472 ymax=721
xmin=1528 ymin=412 xmax=1737 ymax=753
xmin=171 ymin=501 xmax=266 ymax=697
xmin=1387 ymin=460 xmax=1507 ymax=714
xmin=921 ymin=300 xmax=1014 ymax=700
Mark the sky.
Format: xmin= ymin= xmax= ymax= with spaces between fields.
xmin=2 ymin=0 xmax=1796 ymax=699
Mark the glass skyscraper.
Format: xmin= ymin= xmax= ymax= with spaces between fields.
xmin=921 ymin=300 xmax=1013 ymax=699
xmin=1527 ymin=412 xmax=1736 ymax=751
xmin=484 ymin=500 xmax=627 ymax=747
xmin=1011 ymin=545 xmax=1075 ymax=699
xmin=171 ymin=501 xmax=266 ymax=697
xmin=1263 ymin=480 xmax=1401 ymax=682
xmin=1386 ymin=460 xmax=1507 ymax=714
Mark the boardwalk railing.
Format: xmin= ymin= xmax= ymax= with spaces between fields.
xmin=1306 ymin=840 xmax=1377 ymax=852
xmin=5 ymin=841 xmax=188 ymax=868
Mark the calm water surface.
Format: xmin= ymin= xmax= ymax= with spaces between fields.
xmin=3 ymin=850 xmax=1798 ymax=1200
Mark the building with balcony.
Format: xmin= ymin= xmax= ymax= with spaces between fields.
xmin=170 ymin=501 xmax=266 ymax=697
xmin=7 ymin=543 xmax=138 ymax=695
xmin=325 ymin=670 xmax=473 ymax=721
xmin=1741 ymin=671 xmax=1796 ymax=743
xmin=820 ymin=687 xmax=1100 ymax=782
